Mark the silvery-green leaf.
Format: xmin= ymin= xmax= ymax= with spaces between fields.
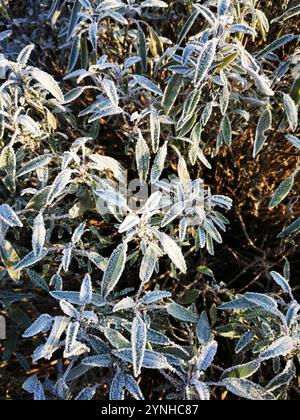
xmin=235 ymin=331 xmax=254 ymax=353
xmin=154 ymin=230 xmax=187 ymax=273
xmin=283 ymin=94 xmax=298 ymax=131
xmin=64 ymin=321 xmax=80 ymax=357
xmin=167 ymin=303 xmax=198 ymax=323
xmin=219 ymin=298 xmax=255 ymax=311
xmin=103 ymin=78 xmax=119 ymax=108
xmin=80 ymin=273 xmax=92 ymax=305
xmin=23 ymin=314 xmax=53 ymax=338
xmin=270 ymin=271 xmax=292 ymax=298
xmin=139 ymin=244 xmax=158 ymax=284
xmin=71 ymin=222 xmax=86 ymax=244
xmin=17 ymin=154 xmax=52 ymax=177
xmin=257 ymin=34 xmax=298 ymax=58
xmin=82 ymin=354 xmax=112 ymax=367
xmin=142 ymin=291 xmax=171 ymax=305
xmin=47 ymin=170 xmax=72 ymax=204
xmin=162 ymin=75 xmax=183 ymax=115
xmin=197 ymin=341 xmax=218 ymax=371
xmin=134 ymin=75 xmax=163 ymax=96
xmin=272 ymin=5 xmax=300 ymax=23
xmin=265 ymin=361 xmax=296 ymax=392
xmin=17 ymin=44 xmax=34 ymax=65
xmin=28 ymin=269 xmax=49 ymax=291
xmin=101 ymin=243 xmax=127 ymax=298
xmin=0 ymin=30 xmax=12 ymax=42
xmin=150 ymin=109 xmax=160 ymax=153
xmin=59 ymin=300 xmax=78 ymax=318
xmin=244 ymin=292 xmax=278 ymax=313
xmin=16 ymin=116 xmax=37 ymax=137
xmin=218 ymin=0 xmax=230 ymax=17
xmin=269 ymin=175 xmax=294 ymax=209
xmin=119 ymin=215 xmax=140 ymax=233
xmin=137 ymin=27 xmax=147 ymax=72
xmin=31 ymin=68 xmax=64 ymax=102
xmin=62 ymin=247 xmax=72 ymax=272
xmin=259 ymin=336 xmax=295 ymax=361
xmin=141 ymin=0 xmax=168 ymax=7
xmin=196 ymin=311 xmax=211 ymax=345
xmin=32 ymin=212 xmax=46 ymax=256
xmin=253 ymin=108 xmax=272 ymax=157
xmin=67 ymin=34 xmax=80 ymax=72
xmin=221 ymin=115 xmax=232 ymax=145
xmin=150 ymin=141 xmax=167 ymax=184
xmin=113 ymin=296 xmax=135 ymax=312
xmin=0 ymin=204 xmax=23 ymax=227
xmin=228 ymin=24 xmax=256 ymax=36
xmin=15 ymin=249 xmax=48 ymax=271
xmin=94 ymin=189 xmax=129 ymax=213
xmin=135 ymin=133 xmax=150 ymax=183
xmin=161 ymin=201 xmax=184 ymax=227
xmin=109 ymin=371 xmax=125 ymax=401
xmin=191 ymin=380 xmax=210 ymax=400
xmin=286 ymin=134 xmax=300 ymax=149
xmin=114 ymin=349 xmax=172 ymax=370
xmin=286 ymin=301 xmax=300 ymax=328
xmin=203 ymin=219 xmax=222 ymax=244
xmin=211 ymin=195 xmax=233 ymax=210
xmin=194 ymin=39 xmax=217 ymax=86
xmin=222 ymin=359 xmax=260 ymax=380
xmin=88 ymin=21 xmax=97 ymax=50
xmin=89 ymin=154 xmax=125 ymax=182
xmin=75 ymin=386 xmax=97 ymax=401
xmin=278 ymin=217 xmax=300 ymax=238
xmin=193 ymin=4 xmax=216 ymax=28
xmin=132 ymin=315 xmax=147 ymax=377
xmin=223 ymin=378 xmax=275 ymax=400
xmin=104 ymin=328 xmax=130 ymax=349
xmin=124 ymin=375 xmax=144 ymax=400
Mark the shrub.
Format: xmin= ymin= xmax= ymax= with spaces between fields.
xmin=0 ymin=0 xmax=299 ymax=400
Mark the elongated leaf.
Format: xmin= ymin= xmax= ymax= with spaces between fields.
xmin=150 ymin=142 xmax=168 ymax=184
xmin=139 ymin=244 xmax=158 ymax=284
xmin=31 ymin=68 xmax=64 ymax=102
xmin=269 ymin=175 xmax=294 ymax=208
xmin=167 ymin=303 xmax=198 ymax=323
xmin=80 ymin=274 xmax=92 ymax=305
xmin=224 ymin=378 xmax=275 ymax=400
xmin=253 ymin=108 xmax=272 ymax=157
xmin=17 ymin=154 xmax=52 ymax=177
xmin=0 ymin=204 xmax=23 ymax=227
xmin=196 ymin=311 xmax=211 ymax=345
xmin=283 ymin=94 xmax=298 ymax=131
xmin=194 ymin=39 xmax=217 ymax=86
xmin=259 ymin=336 xmax=295 ymax=361
xmin=32 ymin=213 xmax=46 ymax=256
xmin=154 ymin=230 xmax=187 ymax=273
xmin=101 ymin=243 xmax=127 ymax=298
xmin=135 ymin=133 xmax=150 ymax=183
xmin=132 ymin=316 xmax=147 ymax=377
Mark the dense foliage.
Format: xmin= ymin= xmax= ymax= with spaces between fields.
xmin=0 ymin=0 xmax=299 ymax=400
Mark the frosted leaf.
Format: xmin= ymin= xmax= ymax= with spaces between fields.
xmin=23 ymin=314 xmax=53 ymax=338
xmin=272 ymin=5 xmax=300 ymax=23
xmin=71 ymin=222 xmax=86 ymax=244
xmin=64 ymin=321 xmax=80 ymax=357
xmin=265 ymin=361 xmax=296 ymax=392
xmin=113 ymin=297 xmax=135 ymax=312
xmin=167 ymin=302 xmax=198 ymax=323
xmin=211 ymin=195 xmax=233 ymax=210
xmin=119 ymin=215 xmax=140 ymax=233
xmin=283 ymin=94 xmax=298 ymax=132
xmin=162 ymin=75 xmax=183 ymax=115
xmin=142 ymin=291 xmax=171 ymax=305
xmin=222 ymin=359 xmax=261 ymax=380
xmin=75 ymin=386 xmax=97 ymax=401
xmin=132 ymin=315 xmax=147 ymax=377
xmin=34 ymin=316 xmax=69 ymax=362
xmin=31 ymin=68 xmax=64 ymax=102
xmin=47 ymin=169 xmax=72 ymax=204
xmin=135 ymin=133 xmax=150 ymax=183
xmin=203 ymin=219 xmax=222 ymax=244
xmin=257 ymin=34 xmax=299 ymax=59
xmin=150 ymin=109 xmax=160 ymax=153
xmin=139 ymin=244 xmax=158 ymax=284
xmin=82 ymin=354 xmax=112 ymax=367
xmin=142 ymin=191 xmax=162 ymax=213
xmin=102 ymin=78 xmax=119 ymax=108
xmin=244 ymin=292 xmax=279 ymax=314
xmin=161 ymin=201 xmax=184 ymax=227
xmin=89 ymin=154 xmax=125 ymax=182
xmin=32 ymin=212 xmax=46 ymax=256
xmin=59 ymin=300 xmax=79 ymax=318
xmin=17 ymin=154 xmax=52 ymax=177
xmin=196 ymin=311 xmax=211 ymax=345
xmin=154 ymin=230 xmax=187 ymax=273
xmin=253 ymin=108 xmax=272 ymax=157
xmin=17 ymin=115 xmax=41 ymax=137
xmin=15 ymin=249 xmax=48 ymax=271
xmin=197 ymin=341 xmax=218 ymax=371
xmin=104 ymin=328 xmax=130 ymax=349
xmin=80 ymin=273 xmax=93 ymax=305
xmin=141 ymin=0 xmax=168 ymax=7
xmin=94 ymin=189 xmax=129 ymax=213
xmin=134 ymin=75 xmax=163 ymax=96
xmin=114 ymin=349 xmax=172 ymax=370
xmin=62 ymin=247 xmax=72 ymax=272
xmin=150 ymin=142 xmax=168 ymax=184
xmin=191 ymin=379 xmax=210 ymax=400
xmin=194 ymin=39 xmax=217 ymax=86
xmin=101 ymin=242 xmax=128 ymax=298
xmin=0 ymin=204 xmax=23 ymax=227
xmin=193 ymin=4 xmax=216 ymax=28
xmin=245 ymin=66 xmax=274 ymax=97
xmin=235 ymin=331 xmax=254 ymax=354
xmin=228 ymin=24 xmax=257 ymax=36
xmin=259 ymin=336 xmax=295 ymax=361
xmin=270 ymin=271 xmax=292 ymax=298
xmin=224 ymin=378 xmax=275 ymax=400
xmin=109 ymin=371 xmax=125 ymax=400
xmin=124 ymin=375 xmax=144 ymax=400
xmin=286 ymin=134 xmax=300 ymax=149
xmin=286 ymin=301 xmax=300 ymax=328
xmin=219 ymin=298 xmax=256 ymax=311
xmin=218 ymin=0 xmax=230 ymax=17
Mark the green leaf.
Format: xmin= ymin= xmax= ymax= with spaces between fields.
xmin=269 ymin=175 xmax=294 ymax=208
